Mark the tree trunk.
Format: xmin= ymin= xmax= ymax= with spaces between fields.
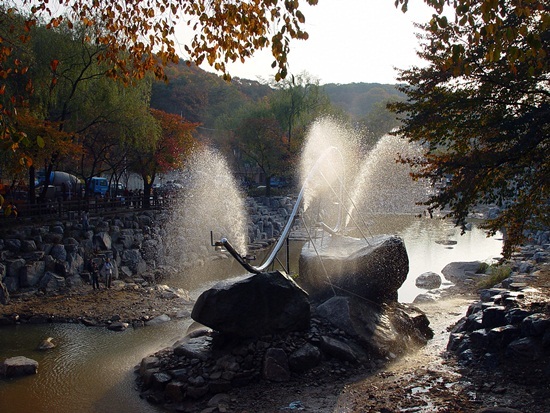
xmin=28 ymin=165 xmax=36 ymax=205
xmin=142 ymin=180 xmax=152 ymax=209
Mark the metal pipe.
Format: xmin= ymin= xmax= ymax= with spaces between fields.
xmin=213 ymin=146 xmax=346 ymax=274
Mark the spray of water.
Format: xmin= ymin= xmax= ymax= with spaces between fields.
xmin=348 ymin=134 xmax=430 ymax=218
xmin=299 ymin=118 xmax=362 ymax=228
xmin=299 ymin=118 xmax=430 ymax=233
xmin=165 ymin=147 xmax=247 ymax=278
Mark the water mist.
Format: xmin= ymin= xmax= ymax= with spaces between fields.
xmin=165 ymin=147 xmax=247 ymax=285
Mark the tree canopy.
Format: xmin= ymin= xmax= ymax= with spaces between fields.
xmin=13 ymin=0 xmax=318 ymax=82
xmin=396 ymin=0 xmax=548 ymax=75
xmin=390 ymin=0 xmax=549 ymax=258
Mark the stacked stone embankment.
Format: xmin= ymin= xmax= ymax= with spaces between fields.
xmin=446 ymin=232 xmax=550 ymax=390
xmin=0 ymin=196 xmax=301 ymax=305
xmin=0 ymin=210 xmax=173 ymax=302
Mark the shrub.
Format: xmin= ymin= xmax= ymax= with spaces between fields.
xmin=476 ymin=265 xmax=512 ymax=289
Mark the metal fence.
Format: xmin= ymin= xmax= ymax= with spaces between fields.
xmin=0 ymin=194 xmax=175 ymax=228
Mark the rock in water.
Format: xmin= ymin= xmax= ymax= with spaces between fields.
xmin=191 ymin=270 xmax=310 ymax=337
xmin=37 ymin=337 xmax=55 ymax=350
xmin=298 ymin=235 xmax=409 ymax=303
xmin=0 ymin=356 xmax=39 ymax=377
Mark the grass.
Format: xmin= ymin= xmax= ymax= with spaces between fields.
xmin=476 ymin=264 xmax=512 ymax=289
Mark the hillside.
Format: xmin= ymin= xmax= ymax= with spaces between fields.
xmin=150 ymin=62 xmax=402 ymax=126
xmin=323 ymin=82 xmax=405 ymax=119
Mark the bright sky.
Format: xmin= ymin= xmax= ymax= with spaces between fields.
xmin=176 ymin=0 xmax=437 ymax=85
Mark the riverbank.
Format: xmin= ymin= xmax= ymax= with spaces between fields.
xmin=0 ymin=280 xmax=193 ymax=328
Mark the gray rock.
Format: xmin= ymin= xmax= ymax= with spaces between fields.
xmin=316 ymin=296 xmax=432 ymax=357
xmin=50 ymin=244 xmax=67 ymax=261
xmin=191 ymin=270 xmax=310 ymax=337
xmin=506 ymin=337 xmax=542 ymax=360
xmin=487 ymin=325 xmax=521 ymax=350
xmin=288 ymin=343 xmax=321 ymax=373
xmin=262 ymin=348 xmax=290 ymax=382
xmin=4 ymin=239 xmax=22 ymax=253
xmin=93 ymin=232 xmax=112 ymax=250
xmin=3 ymin=276 xmax=19 ymax=293
xmin=20 ymin=261 xmax=46 ymax=288
xmin=479 ymin=288 xmax=508 ymax=302
xmin=21 ymin=240 xmax=37 ymax=252
xmin=298 ymin=235 xmax=408 ymax=303
xmin=37 ymin=337 xmax=56 ymax=350
xmin=415 ymin=272 xmax=442 ymax=289
xmin=108 ymin=322 xmax=129 ymax=331
xmin=173 ymin=336 xmax=213 ymax=361
xmin=521 ymin=313 xmax=550 ymax=337
xmin=441 ymin=261 xmax=482 ymax=284
xmin=38 ymin=272 xmax=66 ymax=291
xmin=413 ymin=293 xmax=438 ymax=304
xmin=139 ymin=356 xmax=160 ymax=375
xmin=164 ymin=381 xmax=186 ymax=402
xmin=145 ymin=314 xmax=171 ymax=325
xmin=6 ymin=258 xmax=25 ymax=278
xmin=320 ymin=336 xmax=358 ymax=363
xmin=0 ymin=356 xmax=38 ymax=377
xmin=482 ymin=306 xmax=507 ymax=329
xmin=122 ymin=249 xmax=147 ymax=274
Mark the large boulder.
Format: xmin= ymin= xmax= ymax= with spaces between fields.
xmin=441 ymin=261 xmax=482 ymax=285
xmin=0 ymin=356 xmax=38 ymax=377
xmin=298 ymin=235 xmax=408 ymax=303
xmin=20 ymin=261 xmax=46 ymax=288
xmin=316 ymin=296 xmax=433 ymax=357
xmin=415 ymin=271 xmax=442 ymax=289
xmin=191 ymin=270 xmax=310 ymax=337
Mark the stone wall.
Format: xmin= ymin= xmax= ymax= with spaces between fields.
xmin=0 ymin=210 xmax=170 ymax=300
xmin=0 ymin=196 xmax=301 ymax=301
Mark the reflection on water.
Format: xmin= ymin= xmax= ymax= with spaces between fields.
xmin=0 ymin=215 xmax=501 ymax=413
xmin=394 ymin=217 xmax=502 ymax=302
xmin=0 ymin=321 xmax=192 ymax=413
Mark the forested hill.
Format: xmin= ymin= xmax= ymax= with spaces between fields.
xmin=150 ymin=62 xmax=273 ymax=128
xmin=150 ymin=62 xmax=402 ymax=126
xmin=323 ymin=83 xmax=405 ymax=119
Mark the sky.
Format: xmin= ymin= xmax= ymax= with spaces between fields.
xmin=174 ymin=0 xmax=437 ymax=85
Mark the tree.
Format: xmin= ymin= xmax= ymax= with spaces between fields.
xmin=395 ymin=0 xmax=548 ymax=75
xmin=269 ymin=72 xmax=331 ymax=152
xmin=19 ymin=0 xmax=316 ymax=82
xmin=232 ymin=104 xmax=287 ymax=197
xmin=389 ymin=0 xmax=549 ymax=258
xmin=359 ymin=99 xmax=403 ymax=149
xmin=2 ymin=1 xmax=318 ymax=162
xmin=128 ymin=109 xmax=198 ymax=208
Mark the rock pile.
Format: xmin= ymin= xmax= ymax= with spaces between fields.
xmin=446 ymin=241 xmax=550 ymax=382
xmin=136 ymin=299 xmax=432 ymax=411
xmin=136 ymin=234 xmax=433 ymax=411
xmin=0 ymin=196 xmax=299 ymax=302
xmin=246 ymin=196 xmax=303 ymax=249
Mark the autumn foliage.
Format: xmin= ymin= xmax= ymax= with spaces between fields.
xmin=390 ymin=0 xmax=549 ymax=258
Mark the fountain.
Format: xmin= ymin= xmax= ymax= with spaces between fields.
xmin=191 ymin=117 xmax=430 ymax=344
xmin=164 ymin=147 xmax=248 ymax=288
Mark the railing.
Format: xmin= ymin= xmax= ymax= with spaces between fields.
xmin=0 ymin=194 xmax=176 ymax=227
